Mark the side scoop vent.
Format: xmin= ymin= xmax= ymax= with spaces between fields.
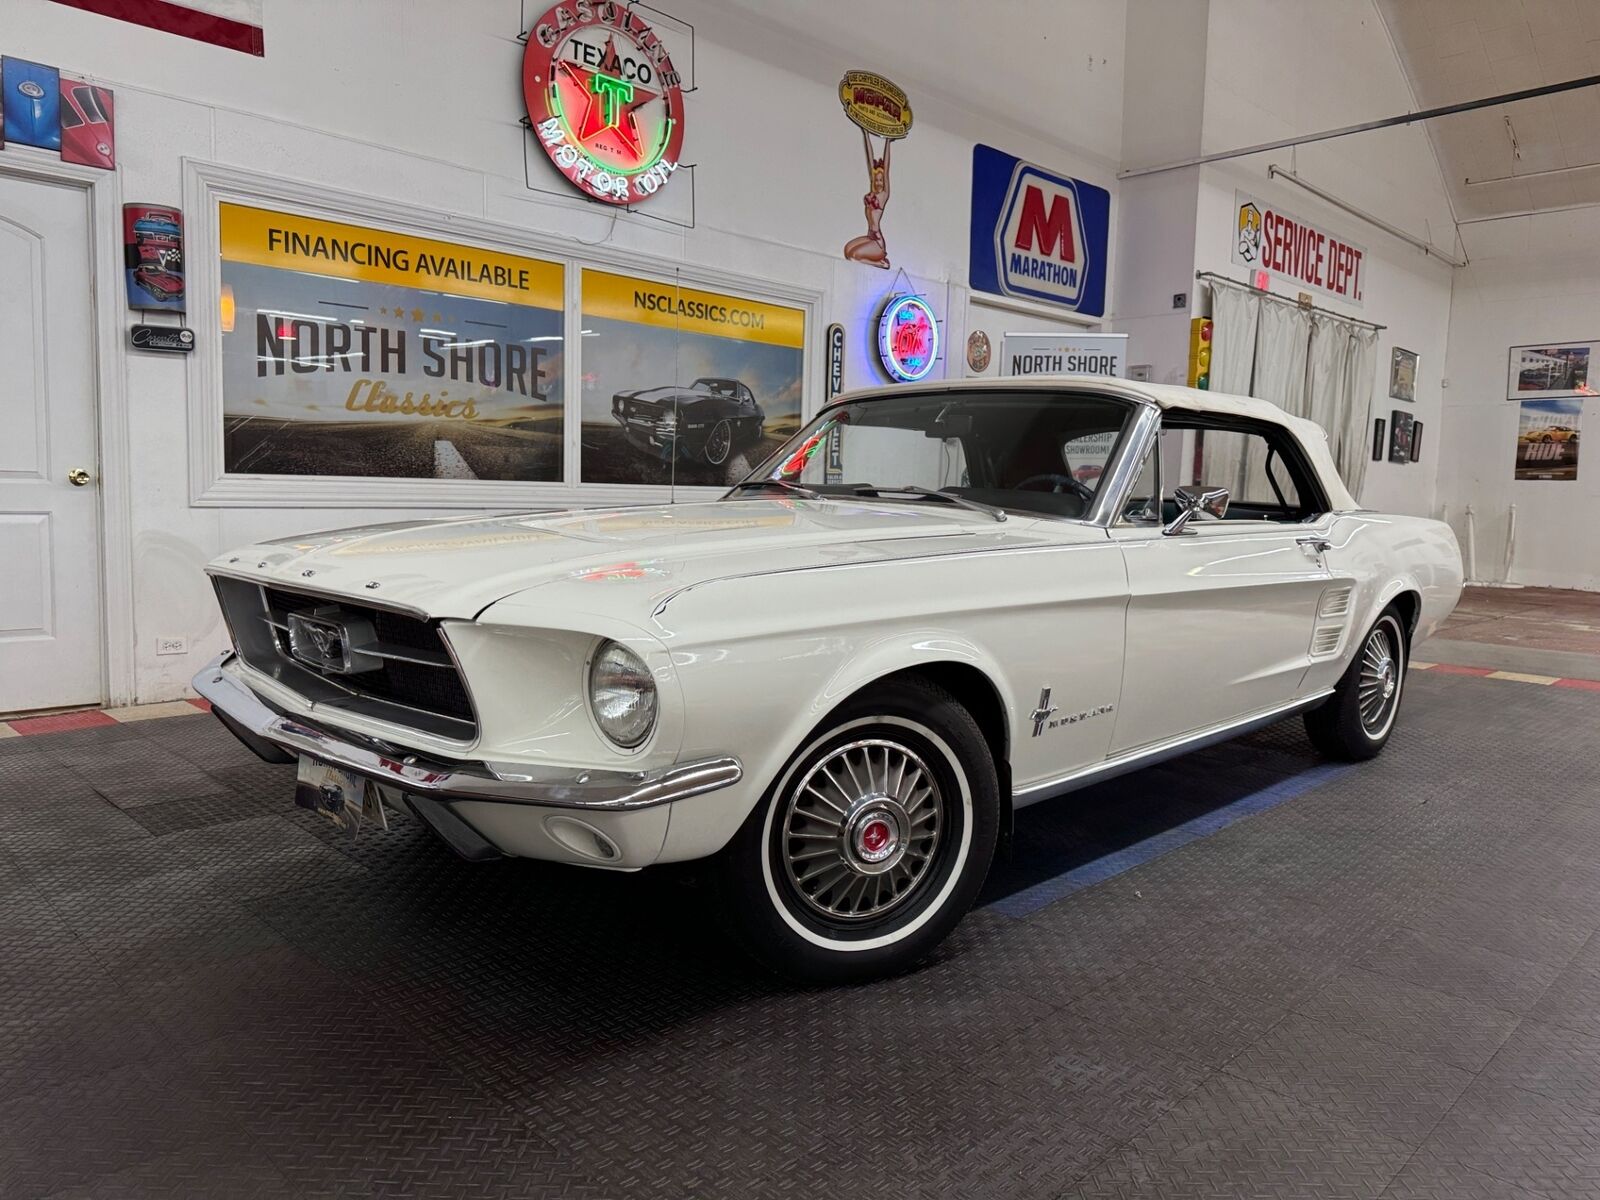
xmin=1309 ymin=585 xmax=1355 ymax=658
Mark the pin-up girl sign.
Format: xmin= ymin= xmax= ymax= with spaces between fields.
xmin=839 ymin=71 xmax=913 ymax=270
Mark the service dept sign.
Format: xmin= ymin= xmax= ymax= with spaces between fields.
xmin=969 ymin=143 xmax=1110 ymax=317
xmin=1232 ymin=190 xmax=1366 ymax=306
xmin=523 ymin=2 xmax=686 ymax=206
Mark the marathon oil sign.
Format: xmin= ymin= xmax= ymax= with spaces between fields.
xmin=969 ymin=143 xmax=1109 ymax=317
xmin=1231 ymin=191 xmax=1366 ymax=306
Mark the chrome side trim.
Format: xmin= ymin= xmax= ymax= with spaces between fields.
xmin=1013 ymin=689 xmax=1336 ymax=807
xmin=194 ymin=654 xmax=742 ymax=811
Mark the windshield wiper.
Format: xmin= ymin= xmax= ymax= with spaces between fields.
xmin=852 ymin=485 xmax=1006 ymax=522
xmin=724 ymin=478 xmax=821 ymax=500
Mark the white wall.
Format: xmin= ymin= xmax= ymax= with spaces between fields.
xmin=1440 ymin=210 xmax=1600 ymax=590
xmin=2 ymin=0 xmax=1127 ymax=702
xmin=1188 ymin=0 xmax=1457 ymax=518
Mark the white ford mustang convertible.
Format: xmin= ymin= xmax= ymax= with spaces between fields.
xmin=197 ymin=379 xmax=1462 ymax=981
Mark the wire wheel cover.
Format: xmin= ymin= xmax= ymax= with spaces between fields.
xmin=1358 ymin=621 xmax=1402 ymax=735
xmin=779 ymin=737 xmax=944 ymax=922
xmin=706 ymin=421 xmax=731 ymax=463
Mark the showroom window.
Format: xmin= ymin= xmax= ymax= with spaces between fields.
xmin=187 ymin=164 xmax=817 ymax=508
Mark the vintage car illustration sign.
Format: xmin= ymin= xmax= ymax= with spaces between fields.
xmin=1232 ymin=191 xmax=1366 ymax=306
xmin=969 ymin=143 xmax=1110 ymax=317
xmin=218 ymin=204 xmax=565 ymax=481
xmin=123 ymin=204 xmax=186 ymax=311
xmin=522 ymin=1 xmax=686 ymax=206
xmin=580 ymin=268 xmax=806 ymax=487
xmin=2 ymin=57 xmax=61 ymax=150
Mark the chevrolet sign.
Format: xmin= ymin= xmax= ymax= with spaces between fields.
xmin=969 ymin=144 xmax=1109 ymax=317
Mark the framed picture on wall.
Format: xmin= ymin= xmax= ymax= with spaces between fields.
xmin=1372 ymin=417 xmax=1385 ymax=461
xmin=1388 ymin=409 xmax=1414 ymax=464
xmin=1389 ymin=347 xmax=1417 ymax=402
xmin=1507 ymin=341 xmax=1597 ymax=399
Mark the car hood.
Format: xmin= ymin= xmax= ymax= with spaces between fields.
xmin=207 ymin=499 xmax=1088 ymax=620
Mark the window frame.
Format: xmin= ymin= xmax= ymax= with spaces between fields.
xmin=1155 ymin=408 xmax=1330 ymax=524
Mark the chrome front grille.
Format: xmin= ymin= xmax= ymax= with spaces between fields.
xmin=213 ymin=576 xmax=476 ymax=741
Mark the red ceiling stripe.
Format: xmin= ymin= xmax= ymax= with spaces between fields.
xmin=48 ymin=0 xmax=263 ymax=55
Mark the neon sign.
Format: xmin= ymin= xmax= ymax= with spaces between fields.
xmin=877 ymin=294 xmax=938 ymax=382
xmin=522 ymin=3 xmax=686 ymax=207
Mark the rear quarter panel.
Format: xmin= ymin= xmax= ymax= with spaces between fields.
xmin=1302 ymin=512 xmax=1463 ymax=693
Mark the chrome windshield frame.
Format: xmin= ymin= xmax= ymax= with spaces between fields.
xmin=730 ymin=385 xmax=1160 ymax=529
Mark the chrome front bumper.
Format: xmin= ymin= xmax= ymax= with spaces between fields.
xmin=192 ymin=653 xmax=743 ymax=812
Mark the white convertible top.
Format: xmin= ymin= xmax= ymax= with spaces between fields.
xmin=838 ymin=375 xmax=1360 ymax=512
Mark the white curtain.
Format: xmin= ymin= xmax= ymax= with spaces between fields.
xmin=1251 ymin=300 xmax=1313 ymax=417
xmin=1203 ymin=283 xmax=1260 ymax=489
xmin=1209 ymin=283 xmax=1259 ymax=396
xmin=1306 ymin=315 xmax=1355 ymax=502
xmin=1337 ymin=328 xmax=1379 ymax=503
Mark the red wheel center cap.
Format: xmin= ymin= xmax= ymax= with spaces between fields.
xmin=860 ymin=819 xmax=891 ymax=855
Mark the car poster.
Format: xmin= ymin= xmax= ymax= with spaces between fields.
xmin=579 ymin=268 xmax=806 ymax=487
xmin=1507 ymin=341 xmax=1597 ymax=400
xmin=1515 ymin=398 xmax=1581 ymax=481
xmin=219 ymin=204 xmax=565 ymax=481
xmin=123 ymin=203 xmax=185 ymax=310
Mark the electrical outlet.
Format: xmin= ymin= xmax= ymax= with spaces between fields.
xmin=156 ymin=636 xmax=187 ymax=656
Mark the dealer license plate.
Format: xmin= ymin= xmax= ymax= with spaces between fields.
xmin=294 ymin=756 xmax=387 ymax=841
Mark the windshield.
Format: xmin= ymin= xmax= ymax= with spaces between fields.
xmin=731 ymin=390 xmax=1137 ymax=519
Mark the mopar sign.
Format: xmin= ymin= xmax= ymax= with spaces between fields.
xmin=969 ymin=144 xmax=1109 ymax=317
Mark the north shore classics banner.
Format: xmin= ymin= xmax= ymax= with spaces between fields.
xmin=219 ymin=204 xmax=566 ymax=480
xmin=579 ymin=268 xmax=806 ymax=487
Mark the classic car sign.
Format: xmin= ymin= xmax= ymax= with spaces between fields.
xmin=522 ymin=1 xmax=686 ymax=206
xmin=1232 ymin=190 xmax=1366 ymax=306
xmin=579 ymin=268 xmax=806 ymax=487
xmin=969 ymin=143 xmax=1110 ymax=317
xmin=877 ymin=294 xmax=939 ymax=383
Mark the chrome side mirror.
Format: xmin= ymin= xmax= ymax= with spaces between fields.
xmin=1163 ymin=484 xmax=1230 ymax=536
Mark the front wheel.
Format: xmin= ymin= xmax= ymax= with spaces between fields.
xmin=1303 ymin=607 xmax=1408 ymax=761
xmin=714 ymin=676 xmax=1000 ymax=983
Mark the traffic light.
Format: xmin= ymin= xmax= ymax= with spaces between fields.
xmin=1187 ymin=317 xmax=1212 ymax=389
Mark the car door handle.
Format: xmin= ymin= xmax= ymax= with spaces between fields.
xmin=1296 ymin=536 xmax=1332 ymax=553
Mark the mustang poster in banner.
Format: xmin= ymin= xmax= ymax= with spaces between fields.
xmin=581 ymin=269 xmax=805 ymax=487
xmin=1232 ymin=191 xmax=1366 ymax=306
xmin=969 ymin=143 xmax=1110 ymax=318
xmin=220 ymin=204 xmax=565 ymax=480
xmin=1515 ymin=398 xmax=1581 ymax=481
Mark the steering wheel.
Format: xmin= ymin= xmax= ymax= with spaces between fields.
xmin=1015 ymin=473 xmax=1094 ymax=502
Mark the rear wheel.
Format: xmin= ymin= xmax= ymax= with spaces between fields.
xmin=715 ymin=677 xmax=1000 ymax=983
xmin=703 ymin=419 xmax=733 ymax=465
xmin=1303 ymin=607 xmax=1407 ymax=760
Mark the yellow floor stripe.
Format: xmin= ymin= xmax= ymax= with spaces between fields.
xmin=1411 ymin=661 xmax=1435 ymax=670
xmin=0 ymin=724 xmax=19 ymax=738
xmin=101 ymin=701 xmax=207 ymax=722
xmin=1487 ymin=670 xmax=1560 ymax=685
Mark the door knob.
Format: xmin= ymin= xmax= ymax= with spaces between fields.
xmin=67 ymin=467 xmax=93 ymax=486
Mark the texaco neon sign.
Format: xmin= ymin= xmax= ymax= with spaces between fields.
xmin=522 ymin=2 xmax=686 ymax=207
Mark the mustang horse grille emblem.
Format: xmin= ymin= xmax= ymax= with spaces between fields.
xmin=1030 ymin=688 xmax=1058 ymax=738
xmin=287 ymin=613 xmax=350 ymax=673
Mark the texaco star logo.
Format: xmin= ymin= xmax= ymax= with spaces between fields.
xmin=522 ymin=2 xmax=686 ymax=207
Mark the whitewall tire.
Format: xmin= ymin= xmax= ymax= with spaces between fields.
xmin=714 ymin=676 xmax=1000 ymax=983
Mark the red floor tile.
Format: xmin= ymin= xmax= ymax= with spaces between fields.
xmin=1552 ymin=677 xmax=1600 ymax=692
xmin=6 ymin=709 xmax=119 ymax=735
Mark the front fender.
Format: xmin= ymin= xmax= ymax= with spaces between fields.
xmin=656 ymin=626 xmax=1018 ymax=864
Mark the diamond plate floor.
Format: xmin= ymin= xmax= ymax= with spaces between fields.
xmin=3 ymin=671 xmax=1599 ymax=1198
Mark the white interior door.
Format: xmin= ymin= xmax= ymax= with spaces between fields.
xmin=0 ymin=172 xmax=103 ymax=713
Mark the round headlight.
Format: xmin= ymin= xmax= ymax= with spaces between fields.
xmin=588 ymin=640 xmax=658 ymax=748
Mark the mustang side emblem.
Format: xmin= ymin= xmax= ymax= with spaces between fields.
xmin=1030 ymin=686 xmax=1113 ymax=736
